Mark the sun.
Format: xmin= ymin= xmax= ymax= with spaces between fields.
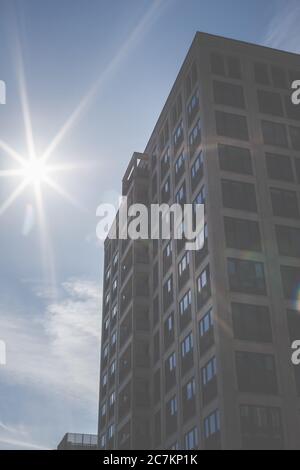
xmin=22 ymin=158 xmax=49 ymax=185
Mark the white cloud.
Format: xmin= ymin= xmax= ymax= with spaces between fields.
xmin=264 ymin=0 xmax=300 ymax=53
xmin=0 ymin=277 xmax=102 ymax=449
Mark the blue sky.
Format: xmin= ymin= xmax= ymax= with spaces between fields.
xmin=0 ymin=0 xmax=299 ymax=450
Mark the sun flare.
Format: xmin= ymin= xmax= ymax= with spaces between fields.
xmin=22 ymin=158 xmax=49 ymax=185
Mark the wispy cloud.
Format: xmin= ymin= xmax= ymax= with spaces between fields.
xmin=263 ymin=0 xmax=300 ymax=52
xmin=0 ymin=277 xmax=101 ymax=449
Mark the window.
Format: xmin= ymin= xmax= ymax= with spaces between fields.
xmin=257 ymin=90 xmax=283 ymax=116
xmin=171 ymin=93 xmax=182 ymax=126
xmin=270 ymin=187 xmax=299 ymax=219
xmin=103 ymin=344 xmax=108 ymax=359
xmin=276 ymin=225 xmax=300 ymax=257
xmin=102 ymin=372 xmax=108 ymax=387
xmin=159 ymin=121 xmax=169 ymax=151
xmin=187 ymin=89 xmax=200 ymax=125
xmin=163 ymin=275 xmax=173 ymax=310
xmin=228 ymin=258 xmax=266 ymax=295
xmin=211 ymin=52 xmax=225 ymax=75
xmin=112 ymin=304 xmax=117 ymax=320
xmin=224 ymin=217 xmax=261 ymax=251
xmin=179 ymin=290 xmax=192 ymax=314
xmin=111 ymin=331 xmax=117 ymax=346
xmin=218 ymin=144 xmax=252 ymax=175
xmin=199 ymin=308 xmax=214 ymax=355
xmin=181 ymin=332 xmax=193 ymax=358
xmin=227 ymin=56 xmax=242 ymax=79
xmin=289 ymin=125 xmax=300 ymax=150
xmin=174 ymin=121 xmax=184 ymax=151
xmin=235 ymin=352 xmax=278 ymax=394
xmin=189 ymin=119 xmax=201 ymax=156
xmin=164 ymin=312 xmax=175 ymax=350
xmin=262 ymin=120 xmax=288 ymax=147
xmin=191 ymin=151 xmax=203 ymax=188
xmin=175 ymin=182 xmax=186 ymax=205
xmin=175 ymin=152 xmax=185 ymax=182
xmin=213 ymin=80 xmax=245 ymax=108
xmin=108 ymin=424 xmax=114 ymax=440
xmin=163 ymin=241 xmax=172 ymax=274
xmin=216 ymin=111 xmax=249 ymax=141
xmin=254 ymin=62 xmax=270 ymax=85
xmin=161 ymin=176 xmax=171 ymax=203
xmin=204 ymin=410 xmax=220 ymax=439
xmin=266 ymin=153 xmax=294 ymax=181
xmin=200 ymin=308 xmax=213 ymax=336
xmin=281 ymin=265 xmax=300 ymax=300
xmin=184 ymin=427 xmax=198 ymax=450
xmin=285 ymin=95 xmax=300 ymax=121
xmin=287 ymin=309 xmax=300 ymax=342
xmin=169 ymin=396 xmax=177 ymax=416
xmin=197 ymin=265 xmax=211 ymax=309
xmin=193 ymin=185 xmax=205 ymax=208
xmin=271 ymin=66 xmax=287 ymax=88
xmin=232 ymin=303 xmax=272 ymax=342
xmin=240 ymin=405 xmax=284 ymax=450
xmin=110 ymin=360 xmax=116 ymax=376
xmin=202 ymin=357 xmax=217 ymax=386
xmin=100 ymin=433 xmax=106 ymax=449
xmin=178 ymin=252 xmax=190 ymax=288
xmin=109 ymin=391 xmax=116 ymax=407
xmin=185 ymin=62 xmax=198 ymax=97
xmin=186 ymin=377 xmax=196 ymax=400
xmin=222 ymin=179 xmax=257 ymax=212
xmin=194 ymin=222 xmax=208 ymax=264
xmin=168 ymin=352 xmax=176 ymax=371
xmin=161 ymin=148 xmax=170 ymax=179
xmin=211 ymin=52 xmax=241 ymax=79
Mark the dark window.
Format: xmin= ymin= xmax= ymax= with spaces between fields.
xmin=270 ymin=187 xmax=299 ymax=219
xmin=266 ymin=153 xmax=294 ymax=181
xmin=197 ymin=265 xmax=211 ymax=310
xmin=236 ymin=351 xmax=278 ymax=394
xmin=173 ymin=121 xmax=184 ymax=152
xmin=204 ymin=410 xmax=221 ymax=450
xmin=280 ymin=265 xmax=300 ymax=300
xmin=271 ymin=66 xmax=287 ymax=89
xmin=218 ymin=144 xmax=252 ymax=175
xmin=210 ymin=52 xmax=225 ymax=76
xmin=175 ymin=181 xmax=186 ymax=206
xmin=276 ymin=225 xmax=300 ymax=258
xmin=178 ymin=252 xmax=190 ymax=290
xmin=181 ymin=332 xmax=194 ymax=375
xmin=187 ymin=89 xmax=200 ymax=126
xmin=232 ymin=303 xmax=272 ymax=343
xmin=179 ymin=289 xmax=192 ymax=330
xmin=262 ymin=120 xmax=288 ymax=147
xmin=257 ymin=90 xmax=283 ymax=116
xmin=191 ymin=151 xmax=204 ymax=190
xmin=213 ymin=80 xmax=245 ymax=108
xmin=199 ymin=308 xmax=214 ymax=355
xmin=175 ymin=152 xmax=185 ymax=184
xmin=284 ymin=95 xmax=300 ymax=121
xmin=163 ymin=275 xmax=173 ymax=311
xmin=289 ymin=125 xmax=300 ymax=150
xmin=164 ymin=312 xmax=175 ymax=350
xmin=182 ymin=378 xmax=196 ymax=423
xmin=161 ymin=176 xmax=171 ymax=203
xmin=287 ymin=309 xmax=300 ymax=342
xmin=153 ymin=369 xmax=160 ymax=405
xmin=201 ymin=356 xmax=218 ymax=405
xmin=153 ymin=331 xmax=160 ymax=365
xmin=171 ymin=93 xmax=182 ymax=127
xmin=189 ymin=119 xmax=201 ymax=156
xmin=240 ymin=405 xmax=284 ymax=450
xmin=228 ymin=258 xmax=266 ymax=295
xmin=165 ymin=352 xmax=176 ymax=392
xmin=227 ymin=56 xmax=242 ymax=79
xmin=161 ymin=148 xmax=170 ymax=179
xmin=222 ymin=179 xmax=257 ymax=212
xmin=254 ymin=62 xmax=270 ymax=85
xmin=184 ymin=427 xmax=198 ymax=450
xmin=163 ymin=241 xmax=172 ymax=274
xmin=224 ymin=217 xmax=261 ymax=251
xmin=165 ymin=396 xmax=177 ymax=436
xmin=216 ymin=111 xmax=249 ymax=141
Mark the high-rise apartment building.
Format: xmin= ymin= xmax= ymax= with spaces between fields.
xmin=98 ymin=32 xmax=300 ymax=450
